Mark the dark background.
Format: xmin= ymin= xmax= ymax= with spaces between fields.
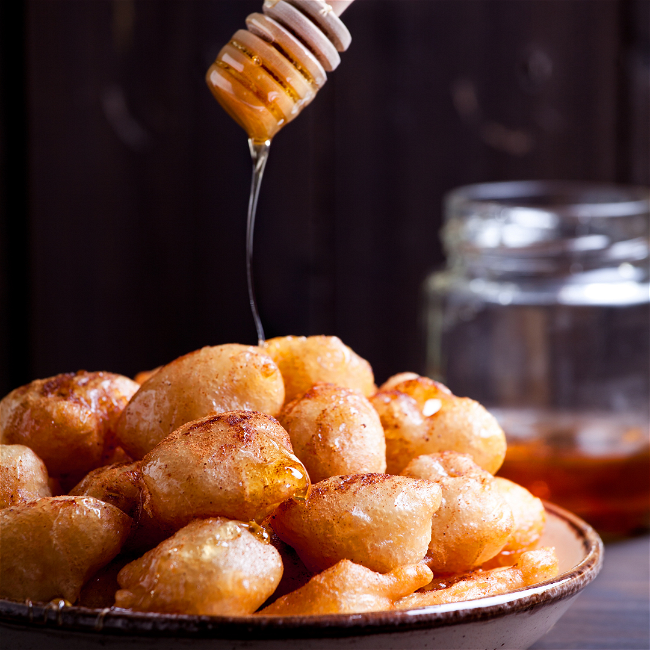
xmin=1 ymin=0 xmax=648 ymax=395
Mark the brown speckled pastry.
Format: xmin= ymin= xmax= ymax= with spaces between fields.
xmin=0 ymin=372 xmax=139 ymax=484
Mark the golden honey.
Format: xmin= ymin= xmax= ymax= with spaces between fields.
xmin=206 ymin=2 xmax=352 ymax=143
xmin=498 ymin=416 xmax=650 ymax=537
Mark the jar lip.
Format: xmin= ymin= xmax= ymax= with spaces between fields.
xmin=445 ymin=180 xmax=650 ymax=220
xmin=442 ymin=181 xmax=650 ymax=275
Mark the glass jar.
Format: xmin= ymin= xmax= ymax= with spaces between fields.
xmin=425 ymin=181 xmax=650 ymax=537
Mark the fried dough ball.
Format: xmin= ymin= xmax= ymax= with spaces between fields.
xmin=371 ymin=375 xmax=506 ymax=474
xmin=370 ymin=390 xmax=425 ymax=474
xmin=69 ymin=461 xmax=169 ymax=552
xmin=495 ymin=477 xmax=546 ymax=552
xmin=260 ymin=560 xmax=432 ymax=616
xmin=481 ymin=478 xmax=546 ymax=569
xmin=0 ymin=496 xmax=131 ymax=603
xmin=115 ymin=517 xmax=283 ymax=616
xmin=141 ymin=411 xmax=310 ymax=529
xmin=0 ymin=444 xmax=51 ymax=508
xmin=278 ymin=384 xmax=386 ymax=482
xmin=379 ymin=372 xmax=420 ymax=391
xmin=394 ymin=548 xmax=559 ymax=609
xmin=263 ymin=336 xmax=375 ymax=403
xmin=0 ymin=372 xmax=139 ymax=483
xmin=404 ymin=450 xmax=483 ymax=480
xmin=383 ymin=375 xmax=453 ymax=403
xmin=401 ymin=452 xmax=514 ymax=574
xmin=70 ymin=462 xmax=142 ymax=518
xmin=116 ymin=344 xmax=285 ymax=459
xmin=272 ymin=474 xmax=442 ymax=573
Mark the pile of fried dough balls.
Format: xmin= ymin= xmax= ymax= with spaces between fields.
xmin=0 ymin=337 xmax=558 ymax=617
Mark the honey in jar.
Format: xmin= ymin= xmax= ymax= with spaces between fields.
xmin=425 ymin=181 xmax=650 ymax=536
xmin=495 ymin=410 xmax=649 ymax=537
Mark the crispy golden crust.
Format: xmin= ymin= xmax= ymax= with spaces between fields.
xmin=279 ymin=383 xmax=386 ymax=482
xmin=260 ymin=560 xmax=432 ymax=616
xmin=371 ymin=375 xmax=506 ymax=475
xmin=394 ymin=548 xmax=559 ymax=609
xmin=116 ymin=344 xmax=285 ymax=459
xmin=495 ymin=477 xmax=546 ymax=551
xmin=481 ymin=478 xmax=546 ymax=569
xmin=116 ymin=518 xmax=283 ymax=616
xmin=0 ymin=372 xmax=139 ymax=482
xmin=401 ymin=452 xmax=514 ymax=574
xmin=370 ymin=390 xmax=425 ymax=473
xmin=141 ymin=411 xmax=310 ymax=528
xmin=69 ymin=462 xmax=143 ymax=518
xmin=0 ymin=496 xmax=131 ymax=603
xmin=272 ymin=473 xmax=442 ymax=573
xmin=264 ymin=336 xmax=375 ymax=403
xmin=0 ymin=338 xmax=559 ymax=615
xmin=0 ymin=444 xmax=51 ymax=508
xmin=378 ymin=372 xmax=420 ymax=391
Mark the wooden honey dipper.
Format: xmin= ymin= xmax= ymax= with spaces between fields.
xmin=206 ymin=0 xmax=355 ymax=143
xmin=205 ymin=1 xmax=356 ymax=345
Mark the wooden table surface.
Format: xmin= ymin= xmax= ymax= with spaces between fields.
xmin=530 ymin=534 xmax=650 ymax=650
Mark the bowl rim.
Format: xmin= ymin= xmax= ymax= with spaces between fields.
xmin=0 ymin=501 xmax=604 ymax=640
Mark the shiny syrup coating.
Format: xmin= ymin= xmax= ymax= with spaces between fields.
xmin=0 ymin=371 xmax=139 ymax=483
xmin=141 ymin=411 xmax=310 ymax=529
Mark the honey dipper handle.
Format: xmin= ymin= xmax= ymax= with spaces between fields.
xmin=329 ymin=0 xmax=355 ymax=17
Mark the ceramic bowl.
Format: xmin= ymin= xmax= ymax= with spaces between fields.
xmin=0 ymin=501 xmax=603 ymax=650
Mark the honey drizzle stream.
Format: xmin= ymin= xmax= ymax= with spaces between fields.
xmin=247 ymin=138 xmax=271 ymax=346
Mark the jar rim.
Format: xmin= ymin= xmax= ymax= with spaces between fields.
xmin=442 ymin=181 xmax=650 ymax=277
xmin=445 ymin=180 xmax=650 ymax=220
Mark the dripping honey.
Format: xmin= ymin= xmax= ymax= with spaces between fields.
xmin=206 ymin=3 xmax=354 ymax=339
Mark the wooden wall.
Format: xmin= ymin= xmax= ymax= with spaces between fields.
xmin=1 ymin=0 xmax=648 ymax=395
